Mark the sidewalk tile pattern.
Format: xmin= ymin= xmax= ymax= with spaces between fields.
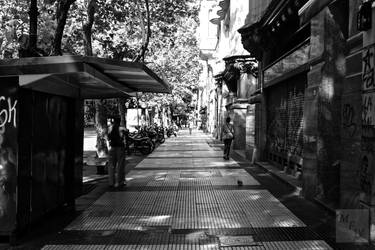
xmin=42 ymin=130 xmax=332 ymax=250
xmin=66 ymin=189 xmax=304 ymax=231
xmin=43 ymin=240 xmax=332 ymax=249
xmin=124 ymin=169 xmax=260 ymax=187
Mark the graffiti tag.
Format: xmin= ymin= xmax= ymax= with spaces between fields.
xmin=343 ymin=104 xmax=357 ymax=136
xmin=362 ymin=47 xmax=374 ymax=91
xmin=358 ymin=156 xmax=372 ymax=195
xmin=362 ymin=93 xmax=375 ymax=126
xmin=0 ymin=97 xmax=17 ymax=128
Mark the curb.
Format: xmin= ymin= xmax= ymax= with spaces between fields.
xmin=254 ymin=161 xmax=336 ymax=215
xmin=313 ymin=198 xmax=336 ymax=215
xmin=253 ymin=162 xmax=302 ymax=191
xmin=230 ymin=150 xmax=302 ymax=192
xmin=232 ymin=151 xmax=336 ymax=216
xmin=83 ymin=175 xmax=108 ymax=184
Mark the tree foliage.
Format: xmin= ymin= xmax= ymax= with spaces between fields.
xmin=0 ymin=0 xmax=201 ymax=118
xmin=141 ymin=1 xmax=201 ymax=114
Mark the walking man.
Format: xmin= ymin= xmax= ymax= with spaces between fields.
xmin=222 ymin=117 xmax=234 ymax=160
xmin=106 ymin=117 xmax=126 ymax=188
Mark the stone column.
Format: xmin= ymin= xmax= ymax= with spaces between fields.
xmin=214 ymin=78 xmax=223 ymax=139
xmin=231 ymin=103 xmax=247 ymax=150
xmin=223 ymin=57 xmax=257 ymax=152
xmin=302 ymin=8 xmax=346 ymax=208
xmin=217 ymin=85 xmax=223 ymax=140
xmin=246 ymin=104 xmax=256 ymax=161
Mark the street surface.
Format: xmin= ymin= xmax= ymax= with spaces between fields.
xmin=41 ymin=130 xmax=332 ymax=249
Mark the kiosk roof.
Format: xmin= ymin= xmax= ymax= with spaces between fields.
xmin=0 ymin=56 xmax=170 ymax=99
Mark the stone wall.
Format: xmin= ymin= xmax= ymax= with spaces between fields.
xmin=232 ymin=104 xmax=247 ymax=150
xmin=246 ymin=104 xmax=256 ymax=162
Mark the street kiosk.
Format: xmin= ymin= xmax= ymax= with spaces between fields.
xmin=0 ymin=56 xmax=170 ymax=241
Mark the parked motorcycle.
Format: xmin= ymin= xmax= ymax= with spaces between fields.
xmin=166 ymin=126 xmax=177 ymax=137
xmin=145 ymin=126 xmax=158 ymax=151
xmin=125 ymin=129 xmax=153 ymax=155
xmin=157 ymin=126 xmax=165 ymax=143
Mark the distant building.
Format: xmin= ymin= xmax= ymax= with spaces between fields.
xmin=198 ymin=0 xmax=270 ymax=160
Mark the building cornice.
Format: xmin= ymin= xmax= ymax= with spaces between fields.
xmin=238 ymin=0 xmax=309 ymax=60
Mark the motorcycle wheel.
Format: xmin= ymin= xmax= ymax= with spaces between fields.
xmin=159 ymin=137 xmax=165 ymax=143
xmin=139 ymin=141 xmax=152 ymax=155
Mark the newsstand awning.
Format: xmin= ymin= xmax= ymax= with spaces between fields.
xmin=0 ymin=56 xmax=170 ymax=99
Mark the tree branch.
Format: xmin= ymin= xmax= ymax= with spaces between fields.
xmin=83 ymin=0 xmax=96 ymax=56
xmin=133 ymin=0 xmax=150 ymax=62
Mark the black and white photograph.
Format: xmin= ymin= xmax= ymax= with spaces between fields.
xmin=0 ymin=0 xmax=374 ymax=249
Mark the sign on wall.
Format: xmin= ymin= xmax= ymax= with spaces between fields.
xmin=336 ymin=209 xmax=369 ymax=243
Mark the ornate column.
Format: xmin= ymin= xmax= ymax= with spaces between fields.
xmin=222 ymin=56 xmax=257 ymax=151
xmin=214 ymin=74 xmax=223 ymax=140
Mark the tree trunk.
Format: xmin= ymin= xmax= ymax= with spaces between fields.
xmin=133 ymin=0 xmax=150 ymax=62
xmin=117 ymin=98 xmax=127 ymax=127
xmin=28 ymin=0 xmax=38 ymax=51
xmin=82 ymin=0 xmax=96 ymax=56
xmin=95 ymin=100 xmax=108 ymax=158
xmin=81 ymin=0 xmax=108 ymax=158
xmin=19 ymin=0 xmax=41 ymax=57
xmin=51 ymin=0 xmax=76 ymax=56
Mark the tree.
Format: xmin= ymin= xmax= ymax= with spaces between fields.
xmin=80 ymin=0 xmax=110 ymax=158
xmin=82 ymin=0 xmax=96 ymax=56
xmin=94 ymin=100 xmax=108 ymax=158
xmin=51 ymin=0 xmax=76 ymax=55
xmin=0 ymin=0 xmax=29 ymax=58
xmin=117 ymin=0 xmax=151 ymax=129
xmin=144 ymin=7 xmax=201 ymax=119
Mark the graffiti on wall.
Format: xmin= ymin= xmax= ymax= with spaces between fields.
xmin=286 ymin=88 xmax=304 ymax=156
xmin=267 ymin=87 xmax=304 ymax=157
xmin=360 ymin=45 xmax=375 ymax=201
xmin=0 ymin=97 xmax=17 ymax=128
xmin=0 ymin=93 xmax=18 ymax=231
xmin=358 ymin=155 xmax=372 ymax=195
xmin=362 ymin=93 xmax=375 ymax=126
xmin=343 ymin=104 xmax=357 ymax=136
xmin=362 ymin=47 xmax=374 ymax=91
xmin=267 ymin=98 xmax=287 ymax=153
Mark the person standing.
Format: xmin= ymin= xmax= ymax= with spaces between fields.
xmin=189 ymin=119 xmax=194 ymax=135
xmin=106 ymin=117 xmax=126 ymax=188
xmin=222 ymin=117 xmax=234 ymax=160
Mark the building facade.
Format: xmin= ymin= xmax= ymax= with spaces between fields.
xmin=198 ymin=0 xmax=269 ymax=159
xmin=239 ymin=0 xmax=375 ymax=239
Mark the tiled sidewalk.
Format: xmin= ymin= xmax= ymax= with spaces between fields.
xmin=41 ymin=130 xmax=332 ymax=250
